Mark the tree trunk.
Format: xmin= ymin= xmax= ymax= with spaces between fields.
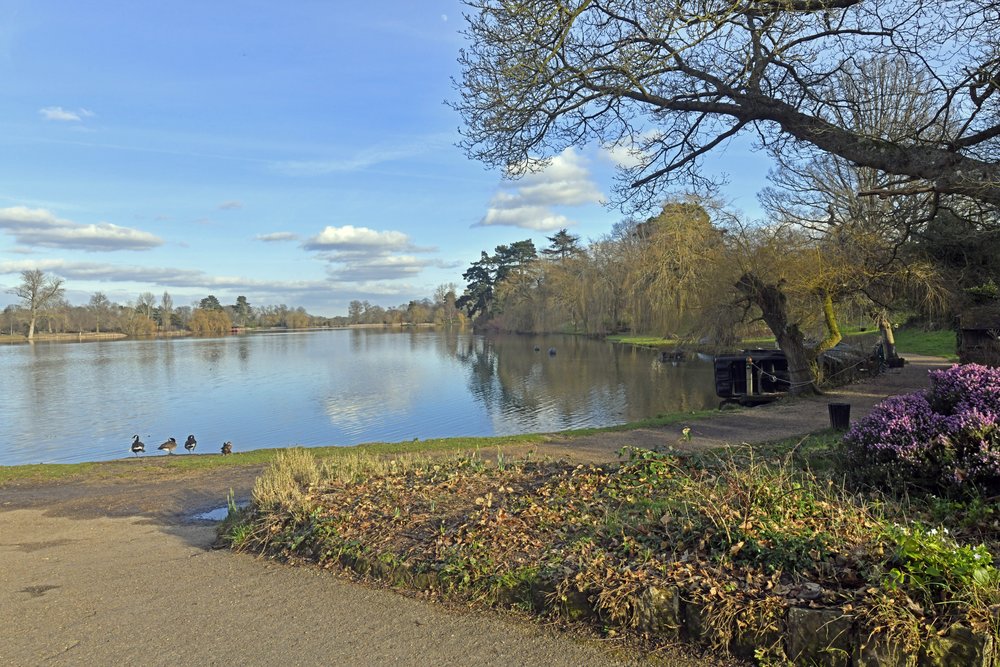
xmin=874 ymin=310 xmax=898 ymax=360
xmin=810 ymin=289 xmax=843 ymax=384
xmin=27 ymin=315 xmax=36 ymax=340
xmin=736 ymin=273 xmax=820 ymax=395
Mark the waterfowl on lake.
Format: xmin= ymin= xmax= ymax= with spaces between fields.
xmin=184 ymin=434 xmax=197 ymax=453
xmin=158 ymin=437 xmax=177 ymax=454
xmin=220 ymin=441 xmax=233 ymax=455
xmin=130 ymin=435 xmax=145 ymax=456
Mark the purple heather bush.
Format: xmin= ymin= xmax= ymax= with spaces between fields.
xmin=843 ymin=364 xmax=1000 ymax=495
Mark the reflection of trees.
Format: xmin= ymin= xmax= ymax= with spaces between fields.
xmin=451 ymin=335 xmax=717 ymax=430
xmin=198 ymin=340 xmax=226 ymax=365
xmin=238 ymin=339 xmax=250 ymax=364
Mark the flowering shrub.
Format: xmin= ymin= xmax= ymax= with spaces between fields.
xmin=843 ymin=364 xmax=1000 ymax=495
xmin=926 ymin=363 xmax=1000 ymax=415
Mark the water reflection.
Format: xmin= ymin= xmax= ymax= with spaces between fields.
xmin=0 ymin=330 xmax=717 ymax=466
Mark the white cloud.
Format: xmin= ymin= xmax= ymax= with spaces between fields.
xmin=256 ymin=231 xmax=299 ymax=243
xmin=303 ymin=225 xmax=412 ymax=251
xmin=477 ymin=148 xmax=603 ymax=230
xmin=0 ymin=206 xmax=162 ymax=251
xmin=39 ymin=106 xmax=95 ymax=122
xmin=217 ymin=200 xmax=243 ymax=210
xmin=326 ymin=254 xmax=430 ymax=282
xmin=479 ymin=206 xmax=572 ymax=231
xmin=301 ymin=224 xmax=444 ymax=283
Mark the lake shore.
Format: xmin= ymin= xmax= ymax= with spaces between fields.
xmin=0 ymin=331 xmax=129 ymax=344
xmin=0 ymin=355 xmax=950 ymax=666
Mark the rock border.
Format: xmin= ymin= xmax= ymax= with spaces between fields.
xmin=335 ymin=552 xmax=998 ymax=667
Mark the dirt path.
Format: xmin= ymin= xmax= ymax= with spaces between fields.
xmin=0 ymin=355 xmax=950 ymax=666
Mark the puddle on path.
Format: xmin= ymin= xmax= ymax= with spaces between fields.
xmin=191 ymin=506 xmax=236 ymax=521
xmin=193 ymin=507 xmax=228 ymax=521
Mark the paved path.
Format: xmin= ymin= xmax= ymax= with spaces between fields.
xmin=2 ymin=510 xmax=717 ymax=667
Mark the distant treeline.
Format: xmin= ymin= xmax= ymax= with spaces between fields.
xmin=3 ymin=274 xmax=467 ymax=339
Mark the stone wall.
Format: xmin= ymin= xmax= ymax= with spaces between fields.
xmin=336 ymin=552 xmax=998 ymax=666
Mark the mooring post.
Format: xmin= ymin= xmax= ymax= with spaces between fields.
xmin=745 ymin=356 xmax=754 ymax=396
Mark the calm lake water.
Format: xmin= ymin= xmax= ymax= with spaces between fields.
xmin=0 ymin=329 xmax=717 ymax=466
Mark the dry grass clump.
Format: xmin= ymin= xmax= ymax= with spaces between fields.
xmin=251 ymin=447 xmax=323 ymax=512
xmin=320 ymin=450 xmax=431 ymax=484
xmin=251 ymin=447 xmax=433 ymax=512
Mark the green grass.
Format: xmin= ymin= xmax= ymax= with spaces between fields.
xmin=604 ymin=334 xmax=681 ymax=347
xmin=558 ymin=408 xmax=726 ymax=436
xmin=0 ymin=434 xmax=546 ymax=487
xmin=892 ymin=328 xmax=958 ymax=360
xmin=611 ymin=327 xmax=959 ymax=361
xmin=608 ymin=333 xmax=780 ymax=349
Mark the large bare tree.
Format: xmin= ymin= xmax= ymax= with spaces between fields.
xmin=759 ymin=57 xmax=951 ymax=358
xmin=11 ymin=269 xmax=65 ymax=340
xmin=455 ymin=1 xmax=1000 ymax=209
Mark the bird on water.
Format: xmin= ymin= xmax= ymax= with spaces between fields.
xmin=221 ymin=441 xmax=233 ymax=455
xmin=184 ymin=434 xmax=197 ymax=453
xmin=158 ymin=437 xmax=178 ymax=454
xmin=130 ymin=435 xmax=145 ymax=456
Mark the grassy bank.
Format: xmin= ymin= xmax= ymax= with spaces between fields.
xmin=0 ymin=434 xmax=549 ymax=487
xmin=0 ymin=405 xmax=726 ymax=487
xmin=609 ymin=327 xmax=960 ymax=361
xmin=222 ymin=439 xmax=999 ymax=663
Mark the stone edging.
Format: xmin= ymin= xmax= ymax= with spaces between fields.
xmin=337 ymin=553 xmax=998 ymax=667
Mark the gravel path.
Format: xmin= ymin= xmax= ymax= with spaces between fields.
xmin=0 ymin=354 xmax=949 ymax=666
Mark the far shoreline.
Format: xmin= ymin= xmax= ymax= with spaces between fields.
xmin=0 ymin=322 xmax=444 ymax=346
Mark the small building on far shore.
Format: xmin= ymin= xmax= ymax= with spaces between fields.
xmin=958 ymin=305 xmax=1000 ymax=366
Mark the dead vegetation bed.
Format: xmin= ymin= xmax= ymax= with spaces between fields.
xmin=221 ymin=446 xmax=1000 ymax=664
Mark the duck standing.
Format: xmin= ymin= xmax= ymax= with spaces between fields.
xmin=184 ymin=434 xmax=197 ymax=453
xmin=158 ymin=437 xmax=177 ymax=455
xmin=130 ymin=435 xmax=145 ymax=456
xmin=221 ymin=441 xmax=233 ymax=455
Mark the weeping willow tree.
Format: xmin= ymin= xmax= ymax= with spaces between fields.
xmin=613 ymin=199 xmax=728 ymax=337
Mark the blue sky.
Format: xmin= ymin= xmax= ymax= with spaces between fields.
xmin=0 ymin=1 xmax=773 ymax=316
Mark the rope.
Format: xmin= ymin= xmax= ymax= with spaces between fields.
xmin=747 ymin=355 xmax=873 ymax=390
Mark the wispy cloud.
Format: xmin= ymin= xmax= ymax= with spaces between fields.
xmin=600 ymin=142 xmax=648 ymax=169
xmin=39 ymin=106 xmax=95 ymax=122
xmin=0 ymin=258 xmax=330 ymax=295
xmin=271 ymin=134 xmax=452 ymax=176
xmin=256 ymin=231 xmax=299 ymax=243
xmin=0 ymin=206 xmax=162 ymax=251
xmin=217 ymin=200 xmax=243 ymax=210
xmin=476 ymin=148 xmax=603 ymax=231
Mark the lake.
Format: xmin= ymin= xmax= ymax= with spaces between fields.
xmin=0 ymin=329 xmax=717 ymax=466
